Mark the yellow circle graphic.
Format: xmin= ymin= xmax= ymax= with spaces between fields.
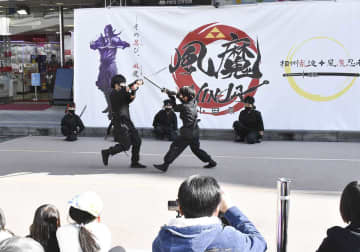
xmin=284 ymin=37 xmax=357 ymax=102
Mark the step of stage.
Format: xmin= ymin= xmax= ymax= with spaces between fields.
xmin=0 ymin=126 xmax=359 ymax=142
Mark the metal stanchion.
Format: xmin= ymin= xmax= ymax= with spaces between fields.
xmin=277 ymin=178 xmax=291 ymax=252
xmin=58 ymin=6 xmax=65 ymax=68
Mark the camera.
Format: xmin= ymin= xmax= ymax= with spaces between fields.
xmin=167 ymin=200 xmax=229 ymax=225
xmin=168 ymin=200 xmax=179 ymax=212
xmin=168 ymin=200 xmax=181 ymax=218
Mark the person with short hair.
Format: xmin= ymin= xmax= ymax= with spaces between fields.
xmin=317 ymin=181 xmax=360 ymax=252
xmin=0 ymin=237 xmax=44 ymax=252
xmin=0 ymin=208 xmax=14 ymax=243
xmin=56 ymin=192 xmax=111 ymax=252
xmin=61 ymin=103 xmax=85 ymax=141
xmin=153 ymin=99 xmax=178 ymax=141
xmin=47 ymin=54 xmax=59 ymax=93
xmin=152 ymin=175 xmax=267 ymax=252
xmin=101 ymin=74 xmax=147 ymax=168
xmin=29 ymin=204 xmax=60 ymax=252
xmin=154 ymin=86 xmax=216 ymax=172
xmin=233 ymin=96 xmax=264 ymax=144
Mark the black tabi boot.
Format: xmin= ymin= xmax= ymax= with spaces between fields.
xmin=153 ymin=163 xmax=169 ymax=172
xmin=203 ymin=160 xmax=217 ymax=169
xmin=130 ymin=162 xmax=147 ymax=168
xmin=101 ymin=149 xmax=110 ymax=166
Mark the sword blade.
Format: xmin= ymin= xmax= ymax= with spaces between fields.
xmin=143 ymin=76 xmax=163 ymax=90
xmin=79 ymin=105 xmax=87 ymax=118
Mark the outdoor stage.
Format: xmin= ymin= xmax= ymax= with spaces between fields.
xmin=0 ymin=136 xmax=358 ymax=251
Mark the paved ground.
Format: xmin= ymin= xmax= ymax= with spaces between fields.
xmin=0 ymin=106 xmax=64 ymax=127
xmin=0 ymin=136 xmax=359 ymax=251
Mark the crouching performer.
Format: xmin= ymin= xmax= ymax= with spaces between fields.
xmin=154 ymin=86 xmax=216 ymax=172
xmin=153 ymin=99 xmax=178 ymax=141
xmin=61 ymin=103 xmax=85 ymax=141
xmin=101 ymin=75 xmax=146 ymax=168
xmin=233 ymin=96 xmax=264 ymax=144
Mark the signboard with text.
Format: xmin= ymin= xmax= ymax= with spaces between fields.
xmin=74 ymin=2 xmax=360 ymax=130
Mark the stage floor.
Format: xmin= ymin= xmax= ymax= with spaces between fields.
xmin=0 ymin=136 xmax=358 ymax=251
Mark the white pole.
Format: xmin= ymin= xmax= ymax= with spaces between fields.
xmin=277 ymin=178 xmax=291 ymax=252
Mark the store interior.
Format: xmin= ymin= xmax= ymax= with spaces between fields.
xmin=0 ymin=31 xmax=74 ymax=105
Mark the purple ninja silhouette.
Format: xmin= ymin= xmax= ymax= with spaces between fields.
xmin=90 ymin=24 xmax=130 ymax=114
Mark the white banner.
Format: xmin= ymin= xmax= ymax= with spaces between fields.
xmin=74 ymin=2 xmax=360 ymax=130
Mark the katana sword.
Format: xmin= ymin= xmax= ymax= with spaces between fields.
xmin=79 ymin=105 xmax=87 ymax=118
xmin=283 ymin=72 xmax=360 ymax=78
xmin=143 ymin=76 xmax=163 ymax=90
xmin=143 ymin=76 xmax=177 ymax=96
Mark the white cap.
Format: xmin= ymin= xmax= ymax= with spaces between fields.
xmin=68 ymin=192 xmax=103 ymax=217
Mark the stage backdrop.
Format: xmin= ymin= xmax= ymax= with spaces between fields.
xmin=74 ymin=2 xmax=360 ymax=130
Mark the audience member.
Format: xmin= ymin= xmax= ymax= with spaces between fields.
xmin=153 ymin=99 xmax=178 ymax=141
xmin=56 ymin=192 xmax=111 ymax=252
xmin=317 ymin=181 xmax=360 ymax=252
xmin=152 ymin=175 xmax=267 ymax=252
xmin=0 ymin=236 xmax=44 ymax=252
xmin=0 ymin=208 xmax=14 ymax=243
xmin=29 ymin=204 xmax=60 ymax=252
xmin=233 ymin=96 xmax=264 ymax=144
xmin=108 ymin=246 xmax=126 ymax=252
xmin=47 ymin=54 xmax=59 ymax=93
xmin=61 ymin=102 xmax=85 ymax=141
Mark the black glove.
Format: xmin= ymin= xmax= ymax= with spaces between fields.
xmin=162 ymin=88 xmax=177 ymax=96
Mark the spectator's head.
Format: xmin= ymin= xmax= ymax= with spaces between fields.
xmin=0 ymin=237 xmax=44 ymax=252
xmin=178 ymin=175 xmax=221 ymax=218
xmin=0 ymin=208 xmax=14 ymax=239
xmin=244 ymin=96 xmax=255 ymax=108
xmin=111 ymin=74 xmax=126 ymax=90
xmin=340 ymin=181 xmax=360 ymax=224
xmin=178 ymin=86 xmax=195 ymax=102
xmin=0 ymin=208 xmax=6 ymax=230
xmin=68 ymin=192 xmax=103 ymax=252
xmin=29 ymin=204 xmax=60 ymax=251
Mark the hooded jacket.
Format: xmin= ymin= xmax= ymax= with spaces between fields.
xmin=317 ymin=224 xmax=360 ymax=252
xmin=152 ymin=207 xmax=267 ymax=252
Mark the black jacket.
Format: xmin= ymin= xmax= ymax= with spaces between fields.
xmin=169 ymin=96 xmax=197 ymax=129
xmin=153 ymin=109 xmax=178 ymax=130
xmin=61 ymin=113 xmax=85 ymax=134
xmin=110 ymin=87 xmax=136 ymax=120
xmin=317 ymin=224 xmax=360 ymax=252
xmin=238 ymin=108 xmax=264 ymax=132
